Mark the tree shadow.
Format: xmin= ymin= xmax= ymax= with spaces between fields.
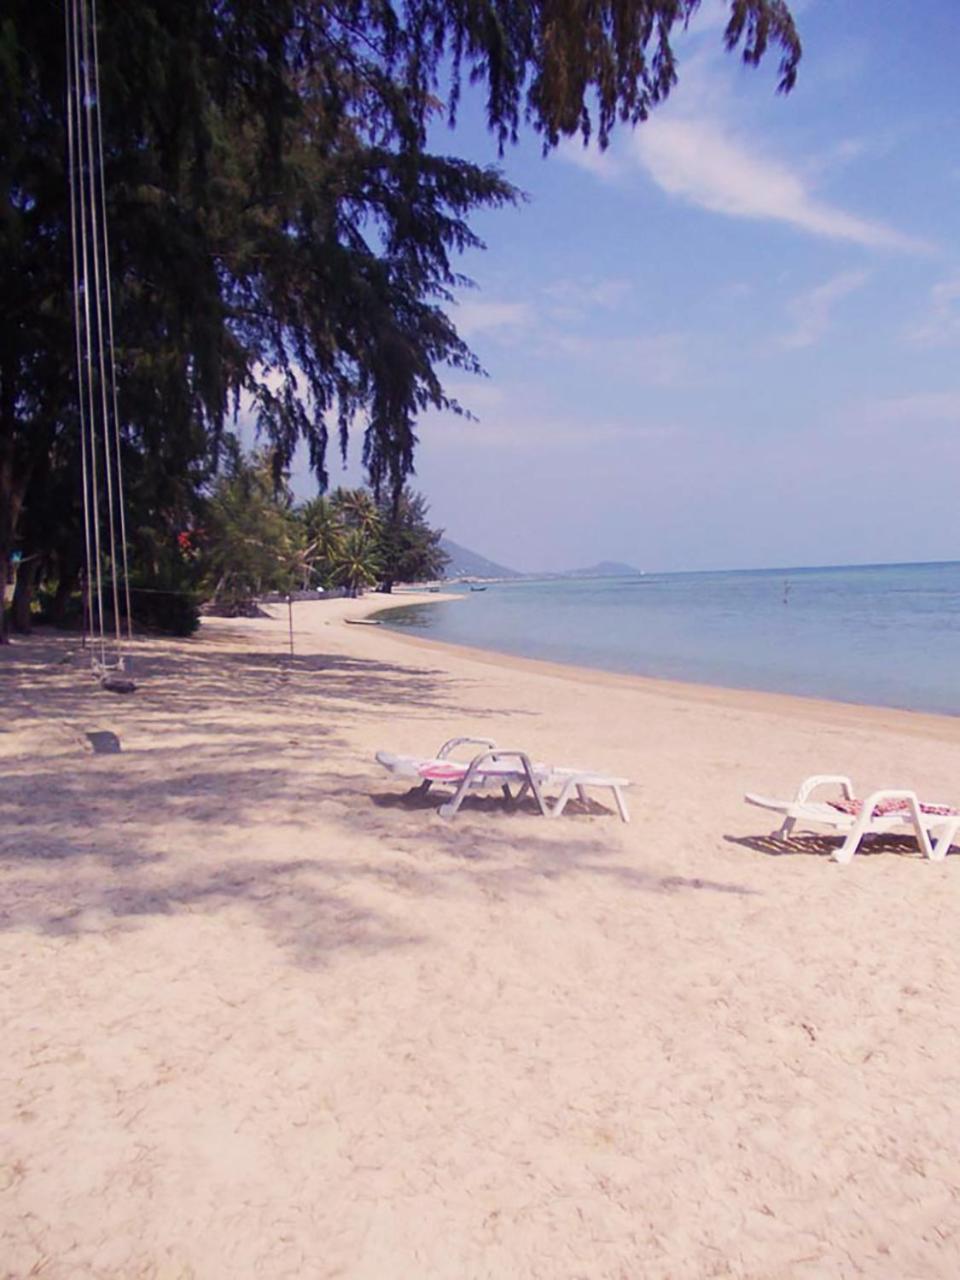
xmin=369 ymin=785 xmax=621 ymax=821
xmin=3 ymin=630 xmax=760 ymax=972
xmin=1 ymin=856 xmax=424 ymax=972
xmin=724 ymin=832 xmax=929 ymax=859
xmin=1 ymin=758 xmax=760 ymax=965
xmin=1 ymin=631 xmax=537 ymax=742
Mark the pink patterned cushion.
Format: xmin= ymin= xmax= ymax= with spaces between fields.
xmin=418 ymin=759 xmax=542 ymax=783
xmin=418 ymin=762 xmax=470 ymax=782
xmin=829 ymin=797 xmax=959 ymax=818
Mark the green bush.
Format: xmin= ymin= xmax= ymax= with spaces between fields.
xmin=32 ymin=585 xmax=199 ymax=636
xmin=34 ymin=586 xmax=84 ymax=630
xmin=128 ymin=587 xmax=200 ymax=636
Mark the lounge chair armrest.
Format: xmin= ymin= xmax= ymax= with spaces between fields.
xmin=795 ymin=775 xmax=855 ymax=803
xmin=437 ymin=748 xmax=548 ymax=820
xmin=471 ymin=748 xmax=536 ymax=771
xmin=437 ymin=736 xmax=497 ymax=759
xmin=860 ymin=788 xmax=920 ymax=814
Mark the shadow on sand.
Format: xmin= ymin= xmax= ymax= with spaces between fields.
xmin=723 ymin=832 xmax=932 ymax=860
xmin=2 ymin=629 xmax=759 ymax=968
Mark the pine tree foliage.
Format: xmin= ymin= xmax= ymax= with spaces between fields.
xmin=0 ymin=1 xmax=799 ymax=634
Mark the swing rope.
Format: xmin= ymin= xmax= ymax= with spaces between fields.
xmin=65 ymin=0 xmax=133 ymax=679
xmin=90 ymin=0 xmax=134 ymax=641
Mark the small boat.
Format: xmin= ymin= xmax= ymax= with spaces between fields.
xmin=469 ymin=585 xmax=487 ymax=592
xmin=344 ymin=618 xmax=381 ymax=626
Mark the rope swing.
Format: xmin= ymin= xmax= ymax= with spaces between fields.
xmin=65 ymin=0 xmax=135 ymax=693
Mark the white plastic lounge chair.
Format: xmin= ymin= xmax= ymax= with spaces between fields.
xmin=375 ymin=737 xmax=631 ymax=822
xmin=745 ymin=775 xmax=960 ymax=864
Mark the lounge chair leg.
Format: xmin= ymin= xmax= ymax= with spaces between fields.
xmin=438 ymin=775 xmax=472 ymax=819
xmin=926 ymin=818 xmax=957 ymax=862
xmin=547 ymin=779 xmax=576 ymax=819
xmin=438 ymin=748 xmax=514 ymax=820
xmin=612 ymin=785 xmax=630 ymax=823
xmin=523 ymin=759 xmax=549 ymax=817
xmin=834 ymin=828 xmax=865 ymax=864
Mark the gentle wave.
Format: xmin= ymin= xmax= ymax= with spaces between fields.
xmin=378 ymin=562 xmax=960 ymax=715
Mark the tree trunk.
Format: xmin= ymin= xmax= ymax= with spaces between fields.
xmin=0 ymin=463 xmax=26 ymax=644
xmin=0 ymin=422 xmax=31 ymax=644
xmin=11 ymin=559 xmax=38 ymax=633
xmin=0 ymin=555 xmax=8 ymax=643
xmin=51 ymin=569 xmax=80 ymax=627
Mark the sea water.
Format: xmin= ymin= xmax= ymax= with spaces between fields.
xmin=378 ymin=562 xmax=960 ymax=715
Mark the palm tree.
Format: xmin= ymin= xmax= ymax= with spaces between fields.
xmin=330 ymin=487 xmax=381 ymax=538
xmin=203 ymin=450 xmax=303 ymax=611
xmin=329 ymin=529 xmax=382 ymax=597
xmin=298 ymin=496 xmax=344 ymax=587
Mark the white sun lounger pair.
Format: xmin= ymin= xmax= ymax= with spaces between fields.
xmin=376 ymin=737 xmax=631 ymax=821
xmin=745 ymin=775 xmax=960 ymax=864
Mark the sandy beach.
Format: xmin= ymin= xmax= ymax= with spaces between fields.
xmin=3 ymin=594 xmax=960 ymax=1279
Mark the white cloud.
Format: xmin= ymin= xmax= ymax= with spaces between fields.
xmin=542 ymin=275 xmax=632 ymax=324
xmin=906 ymin=277 xmax=960 ymax=346
xmin=420 ymin=409 xmax=683 ymax=453
xmin=544 ymin=276 xmax=631 ymax=309
xmin=633 ymin=118 xmax=929 ymax=252
xmin=558 ymin=138 xmax=624 ymax=183
xmin=870 ymin=391 xmax=960 ymax=424
xmin=546 ymin=331 xmax=689 ymax=388
xmin=838 ymin=390 xmax=960 ymax=439
xmin=440 ymin=380 xmax=506 ymax=412
xmin=779 ymin=269 xmax=870 ymax=349
xmin=454 ymin=298 xmax=534 ymax=337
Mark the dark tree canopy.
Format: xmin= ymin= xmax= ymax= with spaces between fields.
xmin=0 ymin=0 xmax=800 ymax=634
xmin=375 ymin=487 xmax=448 ymax=591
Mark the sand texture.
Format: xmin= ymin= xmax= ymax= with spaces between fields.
xmin=3 ymin=594 xmax=960 ymax=1279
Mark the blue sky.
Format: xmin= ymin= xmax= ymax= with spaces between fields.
xmin=292 ymin=0 xmax=960 ymax=573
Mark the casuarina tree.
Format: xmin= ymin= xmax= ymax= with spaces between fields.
xmin=0 ymin=1 xmax=800 ymax=636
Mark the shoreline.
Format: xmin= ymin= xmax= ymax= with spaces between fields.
xmin=363 ymin=594 xmax=960 ymax=743
xmin=5 ymin=586 xmax=960 ymax=741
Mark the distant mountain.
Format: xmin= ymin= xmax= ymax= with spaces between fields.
xmin=561 ymin=560 xmax=641 ymax=578
xmin=439 ymin=540 xmax=640 ymax=581
xmin=439 ymin=537 xmax=522 ymax=580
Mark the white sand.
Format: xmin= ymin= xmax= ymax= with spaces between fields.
xmin=3 ymin=594 xmax=960 ymax=1278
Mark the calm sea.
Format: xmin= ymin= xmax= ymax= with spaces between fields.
xmin=377 ymin=562 xmax=960 ymax=715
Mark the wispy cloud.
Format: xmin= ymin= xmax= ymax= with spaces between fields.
xmin=558 ymin=138 xmax=623 ymax=183
xmin=838 ymin=390 xmax=960 ymax=439
xmin=542 ymin=275 xmax=632 ymax=324
xmin=869 ymin=391 xmax=960 ymax=425
xmin=779 ymin=270 xmax=870 ymax=349
xmin=906 ymin=276 xmax=960 ymax=346
xmin=544 ymin=276 xmax=631 ymax=310
xmin=546 ymin=332 xmax=689 ymax=388
xmin=439 ymin=380 xmax=506 ymax=412
xmin=420 ymin=409 xmax=683 ymax=453
xmin=454 ymin=298 xmax=534 ymax=338
xmin=632 ymin=118 xmax=929 ymax=252
xmin=452 ymin=281 xmax=687 ymax=387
